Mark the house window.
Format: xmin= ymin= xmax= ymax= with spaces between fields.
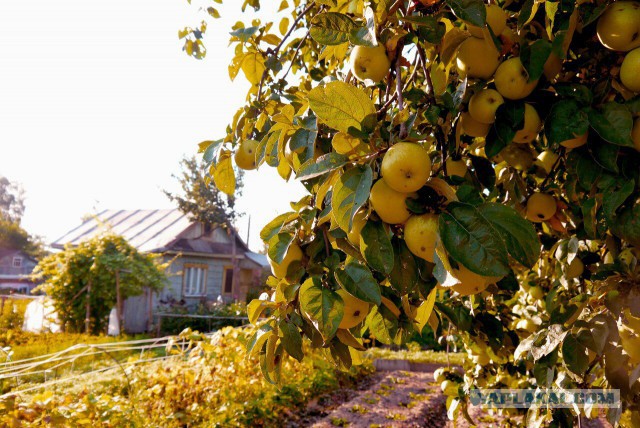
xmin=12 ymin=257 xmax=22 ymax=268
xmin=183 ymin=265 xmax=207 ymax=297
xmin=222 ymin=267 xmax=234 ymax=295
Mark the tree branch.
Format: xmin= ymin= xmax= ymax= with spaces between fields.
xmin=257 ymin=2 xmax=316 ymax=102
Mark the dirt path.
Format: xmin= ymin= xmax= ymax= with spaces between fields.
xmin=311 ymin=370 xmax=448 ymax=428
xmin=306 ymin=362 xmax=614 ymax=428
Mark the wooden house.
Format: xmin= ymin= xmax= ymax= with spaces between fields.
xmin=52 ymin=209 xmax=268 ymax=332
xmin=0 ymin=249 xmax=38 ymax=294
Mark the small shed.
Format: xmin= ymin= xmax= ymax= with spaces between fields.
xmin=52 ymin=209 xmax=269 ymax=333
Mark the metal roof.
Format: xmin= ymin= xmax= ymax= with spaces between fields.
xmin=52 ymin=209 xmax=193 ymax=253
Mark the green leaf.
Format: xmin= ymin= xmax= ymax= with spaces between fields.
xmin=610 ymin=202 xmax=640 ymax=248
xmin=603 ymin=181 xmax=635 ymax=222
xmin=309 ymin=12 xmax=358 ymax=46
xmin=335 ymin=261 xmax=381 ymax=305
xmin=260 ymin=212 xmax=296 ymax=242
xmin=389 ymin=238 xmax=418 ymax=295
xmin=478 ymin=203 xmax=540 ymax=268
xmin=438 ymin=202 xmax=510 ymax=277
xmin=279 ymin=319 xmax=304 ymax=362
xmin=447 ymin=0 xmax=487 ymax=27
xmin=267 ymin=232 xmax=295 ymax=264
xmin=518 ymin=0 xmax=537 ymax=28
xmin=365 ymin=305 xmax=398 ymax=345
xmin=485 ymin=101 xmax=525 ymax=158
xmin=360 ymin=221 xmax=394 ymax=274
xmin=296 ymin=152 xmax=348 ymax=180
xmin=349 ymin=6 xmax=377 ymax=47
xmin=247 ymin=299 xmax=276 ymax=325
xmin=401 ymin=16 xmax=446 ymax=44
xmin=545 ymin=99 xmax=590 ymax=147
xmin=520 ymin=39 xmax=552 ymax=82
xmin=332 ymin=165 xmax=373 ymax=231
xmin=588 ymin=103 xmax=635 ymax=147
xmin=562 ymin=333 xmax=589 ymax=375
xmin=308 ymin=81 xmax=377 ymax=133
xmin=299 ymin=277 xmax=343 ymax=341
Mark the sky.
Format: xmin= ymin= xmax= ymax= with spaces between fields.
xmin=0 ymin=0 xmax=306 ymax=252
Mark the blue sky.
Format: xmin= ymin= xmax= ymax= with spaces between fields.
xmin=0 ymin=0 xmax=306 ymax=251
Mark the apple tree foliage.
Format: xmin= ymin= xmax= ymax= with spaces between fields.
xmin=183 ymin=0 xmax=640 ymax=425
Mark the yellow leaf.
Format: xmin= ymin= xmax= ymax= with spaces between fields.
xmin=414 ymin=288 xmax=437 ymax=332
xmin=307 ymin=81 xmax=376 ymax=133
xmin=278 ymin=0 xmax=289 ymax=12
xmin=212 ymin=152 xmax=236 ymax=195
xmin=277 ymin=158 xmax=292 ymax=180
xmin=262 ymin=34 xmax=282 ymax=46
xmin=430 ymin=62 xmax=448 ymax=95
xmin=440 ymin=27 xmax=470 ymax=66
xmin=228 ymin=53 xmax=243 ymax=81
xmin=279 ymin=17 xmax=290 ymax=36
xmin=241 ymin=52 xmax=266 ymax=85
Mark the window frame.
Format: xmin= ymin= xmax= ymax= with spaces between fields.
xmin=182 ymin=263 xmax=208 ymax=297
xmin=12 ymin=257 xmax=22 ymax=268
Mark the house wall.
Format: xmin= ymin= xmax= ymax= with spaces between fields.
xmin=0 ymin=252 xmax=38 ymax=293
xmin=154 ymin=255 xmax=261 ymax=308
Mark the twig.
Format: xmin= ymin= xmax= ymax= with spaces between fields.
xmin=396 ymin=51 xmax=407 ymax=139
xmin=321 ymin=225 xmax=331 ymax=257
xmin=540 ymin=149 xmax=564 ymax=191
xmin=281 ymin=31 xmax=310 ymax=81
xmin=256 ymin=2 xmax=316 ymax=102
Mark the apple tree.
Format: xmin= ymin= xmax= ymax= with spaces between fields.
xmin=184 ymin=0 xmax=640 ymax=425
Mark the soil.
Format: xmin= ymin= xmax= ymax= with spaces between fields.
xmin=299 ymin=361 xmax=614 ymax=428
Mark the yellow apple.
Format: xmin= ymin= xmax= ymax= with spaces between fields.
xmin=494 ymin=57 xmax=538 ymax=100
xmin=529 ymin=285 xmax=545 ymax=300
xmin=349 ymin=44 xmax=391 ymax=82
xmin=446 ymin=158 xmax=468 ymax=178
xmin=337 ymin=289 xmax=369 ymax=329
xmin=621 ymin=47 xmax=640 ymax=92
xmin=526 ymin=192 xmax=557 ymax=222
xmin=560 ymin=130 xmax=588 ymax=149
xmin=466 ymin=4 xmax=507 ymax=39
xmin=596 ymin=1 xmax=640 ymax=52
xmin=451 ymin=264 xmax=499 ymax=296
xmin=456 ymin=36 xmax=501 ymax=80
xmin=268 ymin=243 xmax=303 ymax=278
xmin=633 ymin=118 xmax=640 ymax=151
xmin=468 ymin=89 xmax=505 ymax=124
xmin=516 ymin=318 xmax=537 ymax=333
xmin=369 ymin=178 xmax=416 ymax=224
xmin=536 ymin=150 xmax=559 ymax=173
xmin=500 ymin=143 xmax=534 ymax=170
xmin=380 ymin=142 xmax=432 ymax=193
xmin=347 ymin=208 xmax=368 ymax=246
xmin=513 ymin=104 xmax=541 ymax=143
xmin=404 ymin=213 xmax=439 ymax=262
xmin=461 ymin=112 xmax=491 ymax=137
xmin=234 ymin=139 xmax=259 ymax=170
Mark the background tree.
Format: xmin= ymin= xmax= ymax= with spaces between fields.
xmin=33 ymin=233 xmax=169 ymax=334
xmin=164 ymin=156 xmax=243 ymax=230
xmin=184 ymin=1 xmax=640 ymax=425
xmin=0 ymin=176 xmax=25 ymax=224
xmin=0 ymin=175 xmax=43 ymax=258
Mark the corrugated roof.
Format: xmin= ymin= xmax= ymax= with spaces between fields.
xmin=52 ymin=209 xmax=192 ymax=253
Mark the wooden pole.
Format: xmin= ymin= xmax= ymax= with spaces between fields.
xmin=85 ymin=279 xmax=92 ymax=334
xmin=115 ymin=269 xmax=123 ymax=335
xmin=147 ymin=287 xmax=153 ymax=332
xmin=230 ymin=225 xmax=239 ymax=301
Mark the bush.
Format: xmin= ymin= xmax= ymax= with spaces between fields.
xmin=0 ymin=298 xmax=28 ymax=333
xmin=0 ymin=326 xmax=374 ymax=427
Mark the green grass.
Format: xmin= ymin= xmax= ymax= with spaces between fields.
xmin=364 ymin=347 xmax=466 ymax=366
